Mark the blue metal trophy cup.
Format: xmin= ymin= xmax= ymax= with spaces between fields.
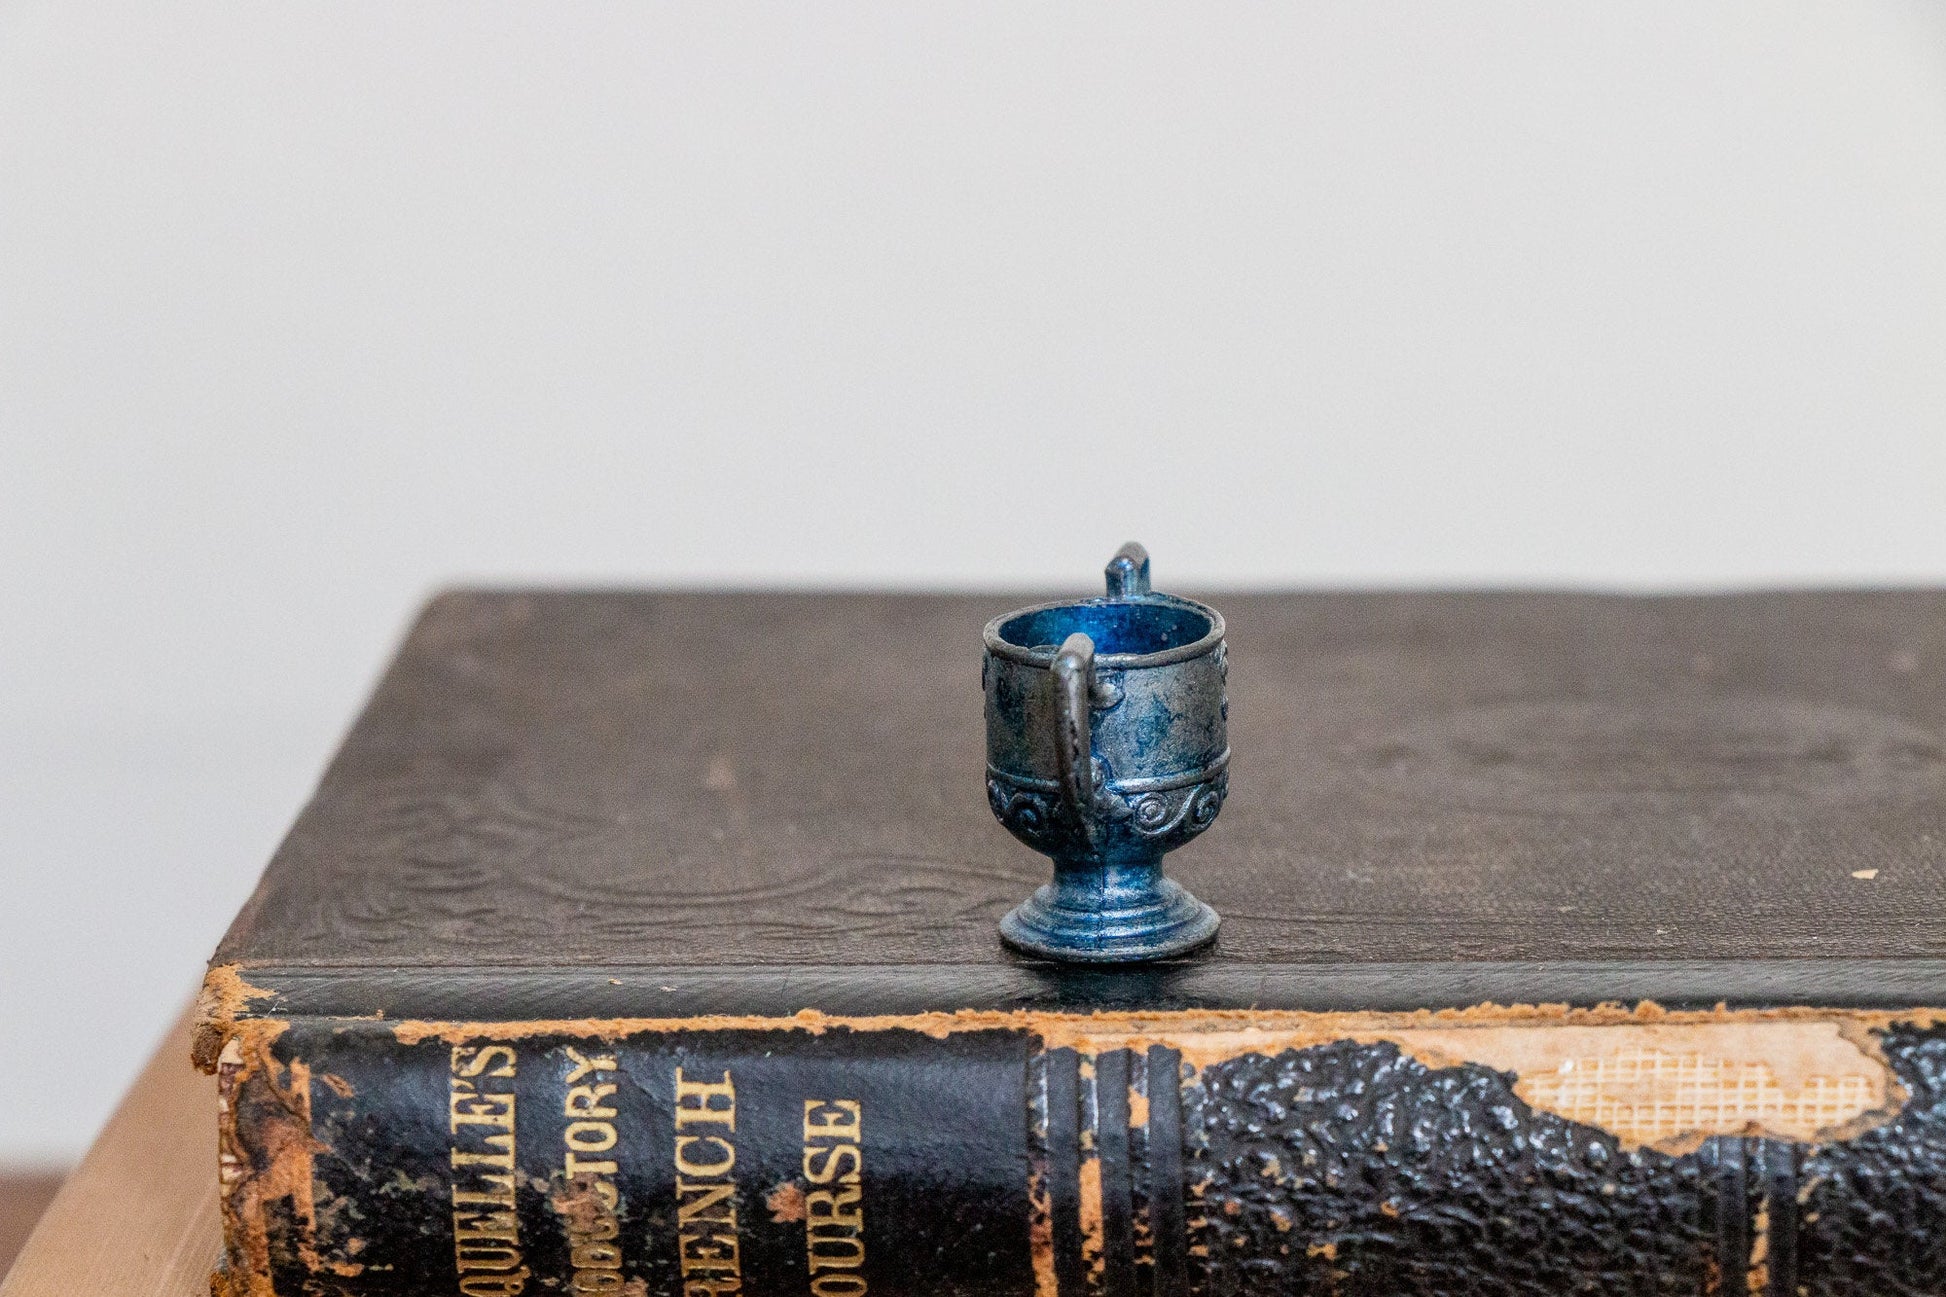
xmin=984 ymin=544 xmax=1227 ymax=962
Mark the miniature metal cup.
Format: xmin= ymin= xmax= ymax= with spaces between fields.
xmin=984 ymin=543 xmax=1226 ymax=962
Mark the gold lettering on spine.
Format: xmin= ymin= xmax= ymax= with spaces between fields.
xmin=555 ymin=1047 xmax=626 ymax=1294
xmin=801 ymin=1100 xmax=867 ymax=1296
xmin=450 ymin=1045 xmax=528 ymax=1297
xmin=674 ymin=1068 xmax=742 ymax=1296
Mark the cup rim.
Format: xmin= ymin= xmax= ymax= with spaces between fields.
xmin=982 ymin=593 xmax=1225 ymax=669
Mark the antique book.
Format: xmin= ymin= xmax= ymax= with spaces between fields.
xmin=198 ymin=589 xmax=1946 ymax=1297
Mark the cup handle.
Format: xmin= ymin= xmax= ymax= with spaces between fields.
xmin=1104 ymin=542 xmax=1151 ymax=597
xmin=1050 ymin=632 xmax=1098 ymax=831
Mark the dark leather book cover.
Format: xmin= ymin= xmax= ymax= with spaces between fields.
xmin=199 ymin=589 xmax=1946 ymax=1297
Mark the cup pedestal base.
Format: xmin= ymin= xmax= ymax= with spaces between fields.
xmin=999 ymin=858 xmax=1219 ymax=963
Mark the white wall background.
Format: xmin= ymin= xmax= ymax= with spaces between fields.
xmin=3 ymin=3 xmax=1944 ymax=1162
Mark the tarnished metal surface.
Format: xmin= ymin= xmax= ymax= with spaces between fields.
xmin=985 ymin=545 xmax=1228 ymax=961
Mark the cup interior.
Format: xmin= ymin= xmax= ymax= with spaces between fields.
xmin=997 ymin=599 xmax=1212 ymax=658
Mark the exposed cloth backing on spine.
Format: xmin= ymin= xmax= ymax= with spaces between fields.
xmin=199 ymin=995 xmax=1946 ymax=1297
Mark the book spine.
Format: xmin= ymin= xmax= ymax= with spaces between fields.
xmin=208 ymin=1012 xmax=1946 ymax=1297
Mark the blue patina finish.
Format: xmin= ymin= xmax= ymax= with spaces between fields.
xmin=984 ymin=543 xmax=1227 ymax=962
